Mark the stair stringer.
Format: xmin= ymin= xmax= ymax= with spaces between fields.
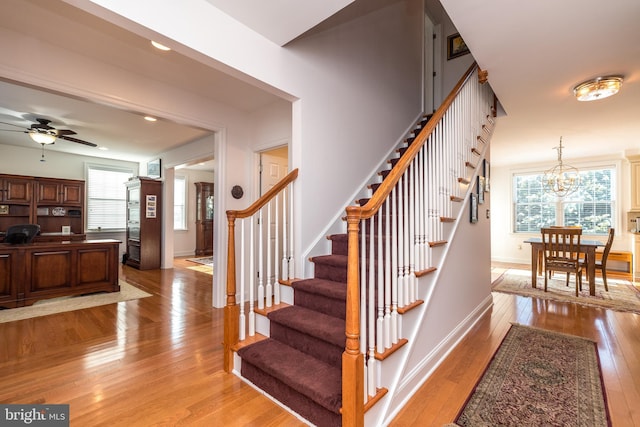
xmin=366 ymin=137 xmax=495 ymax=426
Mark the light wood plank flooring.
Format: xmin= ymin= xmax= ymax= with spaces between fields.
xmin=0 ymin=261 xmax=638 ymax=426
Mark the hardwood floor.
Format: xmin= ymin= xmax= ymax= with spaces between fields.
xmin=1 ymin=260 xmax=638 ymax=426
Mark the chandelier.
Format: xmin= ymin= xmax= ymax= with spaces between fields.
xmin=543 ymin=137 xmax=580 ymax=197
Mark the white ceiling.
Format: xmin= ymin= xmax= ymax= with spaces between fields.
xmin=0 ymin=0 xmax=638 ymax=168
xmin=0 ymin=0 xmax=284 ymax=164
xmin=440 ymin=0 xmax=640 ymax=166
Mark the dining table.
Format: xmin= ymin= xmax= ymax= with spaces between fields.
xmin=524 ymin=237 xmax=602 ymax=296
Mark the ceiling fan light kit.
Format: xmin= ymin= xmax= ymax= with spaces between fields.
xmin=28 ymin=129 xmax=56 ymax=145
xmin=573 ymin=75 xmax=623 ymax=101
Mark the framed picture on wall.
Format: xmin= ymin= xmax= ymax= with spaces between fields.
xmin=483 ymin=159 xmax=490 ymax=192
xmin=477 ymin=176 xmax=485 ymax=204
xmin=447 ymin=33 xmax=470 ymax=60
xmin=147 ymin=158 xmax=161 ymax=178
xmin=470 ymin=192 xmax=478 ymax=223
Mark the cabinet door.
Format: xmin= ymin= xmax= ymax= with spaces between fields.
xmin=37 ymin=181 xmax=62 ymax=204
xmin=632 ymin=162 xmax=640 ymax=210
xmin=37 ymin=181 xmax=84 ymax=205
xmin=3 ymin=178 xmax=32 ymax=203
xmin=61 ymin=182 xmax=83 ymax=205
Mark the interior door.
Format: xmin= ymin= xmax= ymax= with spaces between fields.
xmin=259 ymin=148 xmax=289 ymax=289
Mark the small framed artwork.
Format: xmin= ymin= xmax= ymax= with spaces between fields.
xmin=470 ymin=192 xmax=478 ymax=223
xmin=483 ymin=159 xmax=490 ymax=192
xmin=477 ymin=176 xmax=485 ymax=204
xmin=146 ymin=194 xmax=157 ymax=218
xmin=147 ymin=158 xmax=161 ymax=179
xmin=0 ymin=205 xmax=8 ymax=215
xmin=447 ymin=33 xmax=470 ymax=60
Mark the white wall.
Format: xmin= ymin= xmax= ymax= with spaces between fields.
xmin=76 ymin=0 xmax=427 ymax=273
xmin=0 ymin=143 xmax=138 ymax=181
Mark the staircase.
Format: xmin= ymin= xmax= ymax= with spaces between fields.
xmin=225 ymin=64 xmax=496 ymax=426
xmin=237 ymin=114 xmax=437 ymax=426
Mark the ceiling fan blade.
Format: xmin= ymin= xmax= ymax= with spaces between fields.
xmin=56 ymin=129 xmax=77 ymax=136
xmin=0 ymin=121 xmax=27 ymax=130
xmin=59 ymin=135 xmax=97 ymax=147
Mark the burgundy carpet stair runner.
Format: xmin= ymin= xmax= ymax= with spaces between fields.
xmin=237 ymin=115 xmax=431 ymax=427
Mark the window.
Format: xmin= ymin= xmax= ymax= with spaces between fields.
xmin=86 ymin=165 xmax=134 ymax=231
xmin=174 ymin=176 xmax=187 ymax=230
xmin=513 ymin=166 xmax=615 ymax=235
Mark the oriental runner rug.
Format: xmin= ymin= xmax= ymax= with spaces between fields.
xmin=492 ymin=268 xmax=640 ymax=314
xmin=0 ymin=281 xmax=151 ymax=323
xmin=455 ymin=324 xmax=610 ymax=427
xmin=186 ymin=256 xmax=214 ymax=266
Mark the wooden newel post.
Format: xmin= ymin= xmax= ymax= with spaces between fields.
xmin=223 ymin=212 xmax=239 ymax=373
xmin=342 ymin=206 xmax=364 ymax=427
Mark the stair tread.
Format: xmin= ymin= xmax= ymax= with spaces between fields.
xmin=292 ymin=278 xmax=347 ymax=301
xmin=310 ymin=254 xmax=348 ymax=266
xmin=269 ymin=306 xmax=345 ymax=347
xmin=238 ymin=338 xmax=342 ymax=414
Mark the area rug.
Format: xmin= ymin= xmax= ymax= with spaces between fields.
xmin=492 ymin=268 xmax=640 ymax=314
xmin=0 ymin=281 xmax=152 ymax=323
xmin=186 ymin=256 xmax=214 ymax=266
xmin=455 ymin=324 xmax=610 ymax=426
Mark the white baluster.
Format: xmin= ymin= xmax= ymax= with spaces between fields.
xmin=281 ymin=187 xmax=289 ymax=281
xmin=274 ymin=193 xmax=280 ymax=305
xmin=249 ymin=217 xmax=256 ymax=336
xmin=265 ymin=201 xmax=273 ymax=308
xmin=257 ymin=208 xmax=264 ymax=310
xmin=239 ymin=218 xmax=246 ymax=341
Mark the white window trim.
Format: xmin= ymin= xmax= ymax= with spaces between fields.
xmin=511 ymin=159 xmax=621 ymax=235
xmin=84 ymin=163 xmax=136 ymax=232
xmin=174 ymin=175 xmax=188 ymax=231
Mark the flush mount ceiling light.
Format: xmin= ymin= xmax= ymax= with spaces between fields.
xmin=573 ymin=76 xmax=623 ymax=101
xmin=28 ymin=129 xmax=56 ymax=145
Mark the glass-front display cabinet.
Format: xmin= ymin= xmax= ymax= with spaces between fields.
xmin=195 ymin=182 xmax=214 ymax=256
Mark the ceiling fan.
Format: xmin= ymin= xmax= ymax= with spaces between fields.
xmin=0 ymin=117 xmax=98 ymax=147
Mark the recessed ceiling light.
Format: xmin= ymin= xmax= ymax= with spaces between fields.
xmin=151 ymin=41 xmax=171 ymax=51
xmin=144 ymin=116 xmax=157 ymax=122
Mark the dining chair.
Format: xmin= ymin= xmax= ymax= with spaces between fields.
xmin=581 ymin=228 xmax=615 ymax=292
xmin=541 ymin=227 xmax=584 ymax=297
xmin=545 ymin=226 xmax=582 ymax=279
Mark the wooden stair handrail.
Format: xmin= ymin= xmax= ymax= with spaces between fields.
xmin=346 ymin=63 xmax=479 ymax=221
xmin=342 ymin=63 xmax=486 ymax=426
xmin=227 ymin=168 xmax=299 ymax=220
xmin=224 ymin=168 xmax=299 ymax=373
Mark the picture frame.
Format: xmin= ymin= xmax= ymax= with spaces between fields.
xmin=483 ymin=159 xmax=490 ymax=192
xmin=447 ymin=33 xmax=470 ymax=60
xmin=147 ymin=158 xmax=161 ymax=178
xmin=477 ymin=176 xmax=485 ymax=204
xmin=470 ymin=192 xmax=478 ymax=223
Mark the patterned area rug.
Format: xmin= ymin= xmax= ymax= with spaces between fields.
xmin=186 ymin=256 xmax=214 ymax=266
xmin=492 ymin=268 xmax=640 ymax=314
xmin=0 ymin=281 xmax=151 ymax=323
xmin=455 ymin=324 xmax=610 ymax=426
